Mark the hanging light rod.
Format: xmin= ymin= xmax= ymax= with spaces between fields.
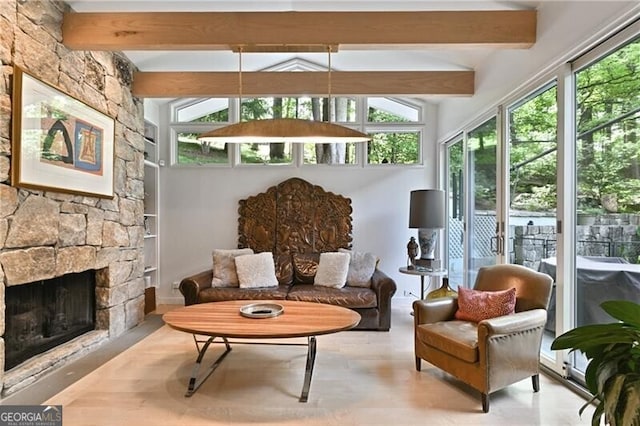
xmin=198 ymin=46 xmax=371 ymax=144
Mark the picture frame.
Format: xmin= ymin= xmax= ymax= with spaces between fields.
xmin=11 ymin=66 xmax=115 ymax=198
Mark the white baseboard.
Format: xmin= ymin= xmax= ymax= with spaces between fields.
xmin=157 ymin=296 xmax=184 ymax=305
xmin=392 ymin=296 xmax=416 ymax=307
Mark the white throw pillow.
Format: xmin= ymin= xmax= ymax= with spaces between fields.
xmin=339 ymin=248 xmax=378 ymax=288
xmin=314 ymin=252 xmax=350 ymax=288
xmin=211 ymin=248 xmax=254 ymax=287
xmin=235 ymin=252 xmax=279 ymax=288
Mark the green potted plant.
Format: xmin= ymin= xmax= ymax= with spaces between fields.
xmin=551 ymin=300 xmax=640 ymax=426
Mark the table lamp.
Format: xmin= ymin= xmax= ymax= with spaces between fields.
xmin=409 ymin=189 xmax=445 ymax=269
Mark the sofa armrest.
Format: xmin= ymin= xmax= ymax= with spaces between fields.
xmin=179 ymin=270 xmax=213 ymax=306
xmin=413 ymin=297 xmax=458 ymax=325
xmin=371 ymin=268 xmax=396 ymax=297
xmin=370 ymin=268 xmax=397 ymax=330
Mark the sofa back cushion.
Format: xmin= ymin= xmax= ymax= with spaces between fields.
xmin=314 ymin=252 xmax=350 ymax=288
xmin=211 ymin=248 xmax=254 ymax=287
xmin=292 ymin=253 xmax=320 ymax=284
xmin=274 ymin=253 xmax=294 ymax=285
xmin=235 ymin=252 xmax=279 ymax=288
xmin=339 ymin=248 xmax=378 ymax=288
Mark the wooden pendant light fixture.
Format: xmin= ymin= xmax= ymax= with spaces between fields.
xmin=197 ymin=46 xmax=371 ymax=144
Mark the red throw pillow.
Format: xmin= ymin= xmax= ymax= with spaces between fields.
xmin=454 ymin=287 xmax=517 ymax=322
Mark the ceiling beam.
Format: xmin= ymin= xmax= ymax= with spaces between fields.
xmin=63 ymin=11 xmax=536 ymax=50
xmin=132 ymin=71 xmax=474 ymax=97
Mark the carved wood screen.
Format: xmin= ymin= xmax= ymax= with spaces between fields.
xmin=238 ymin=178 xmax=353 ymax=254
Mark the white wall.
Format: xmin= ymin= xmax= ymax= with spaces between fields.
xmin=155 ymin=103 xmax=439 ymax=303
xmin=143 ymin=99 xmax=160 ymax=125
xmin=437 ymin=1 xmax=640 ymax=141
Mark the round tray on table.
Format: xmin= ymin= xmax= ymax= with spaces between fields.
xmin=239 ymin=302 xmax=284 ymax=319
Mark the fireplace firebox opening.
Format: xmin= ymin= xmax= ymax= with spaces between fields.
xmin=4 ymin=270 xmax=96 ymax=371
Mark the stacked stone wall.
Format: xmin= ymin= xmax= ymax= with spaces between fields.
xmin=512 ymin=214 xmax=640 ymax=270
xmin=0 ymin=0 xmax=146 ymax=395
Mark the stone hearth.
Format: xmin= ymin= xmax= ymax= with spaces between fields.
xmin=0 ymin=1 xmax=147 ymax=396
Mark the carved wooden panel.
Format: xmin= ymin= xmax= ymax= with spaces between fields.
xmin=237 ymin=185 xmax=277 ymax=253
xmin=238 ymin=178 xmax=352 ymax=254
xmin=275 ymin=178 xmax=317 ymax=255
xmin=314 ymin=189 xmax=353 ymax=252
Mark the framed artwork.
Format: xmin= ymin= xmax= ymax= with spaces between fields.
xmin=11 ymin=66 xmax=115 ymax=198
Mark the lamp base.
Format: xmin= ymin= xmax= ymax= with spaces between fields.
xmin=413 ymin=258 xmax=434 ymax=269
xmin=417 ymin=228 xmax=438 ymax=260
xmin=414 ymin=258 xmax=442 ymax=270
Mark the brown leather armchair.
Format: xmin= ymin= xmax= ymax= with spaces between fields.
xmin=413 ymin=264 xmax=553 ymax=413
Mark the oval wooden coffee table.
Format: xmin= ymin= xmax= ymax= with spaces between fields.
xmin=163 ymin=300 xmax=361 ymax=402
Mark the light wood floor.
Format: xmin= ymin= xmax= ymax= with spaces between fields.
xmin=28 ymin=299 xmax=592 ymax=425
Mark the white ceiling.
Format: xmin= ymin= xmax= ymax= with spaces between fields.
xmin=65 ymin=0 xmax=540 ymax=77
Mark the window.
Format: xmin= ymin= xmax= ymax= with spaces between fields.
xmin=177 ymin=131 xmax=229 ymax=165
xmin=174 ymin=99 xmax=230 ymax=165
xmin=575 ymin=37 xmax=640 ymax=217
xmin=303 ymin=143 xmax=357 ymax=165
xmin=367 ymin=98 xmax=419 ymax=122
xmin=366 ymin=98 xmax=421 ymax=164
xmin=239 ymin=142 xmax=293 ymax=164
xmin=508 ymin=84 xmax=558 ymax=213
xmin=169 ymin=91 xmax=425 ymax=167
xmin=367 ymin=131 xmax=420 ymax=165
xmin=176 ymin=99 xmax=229 ymax=123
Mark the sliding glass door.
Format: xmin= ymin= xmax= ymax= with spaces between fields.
xmin=445 ymin=137 xmax=464 ymax=290
xmin=440 ymin=19 xmax=640 ymax=391
xmin=570 ymin=34 xmax=640 ymax=380
xmin=466 ymin=117 xmax=499 ymax=285
xmin=505 ymin=83 xmax=559 ymax=358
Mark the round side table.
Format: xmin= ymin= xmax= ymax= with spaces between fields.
xmin=398 ymin=267 xmax=448 ymax=299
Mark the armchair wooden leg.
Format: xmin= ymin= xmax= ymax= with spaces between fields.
xmin=482 ymin=393 xmax=490 ymax=413
xmin=415 ymin=357 xmax=421 ymax=371
xmin=532 ymin=374 xmax=540 ymax=392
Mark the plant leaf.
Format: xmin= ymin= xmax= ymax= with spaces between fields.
xmin=597 ymin=358 xmax=622 ymax=395
xmin=551 ymin=323 xmax=634 ymax=351
xmin=587 ymin=399 xmax=605 ymax=426
xmin=551 ymin=300 xmax=640 ymax=425
xmin=619 ymin=374 xmax=640 ymax=426
xmin=602 ymin=374 xmax=625 ymax=423
xmin=579 ymin=393 xmax=599 ymax=417
xmin=585 ymin=357 xmax=600 ymax=395
xmin=601 ymin=300 xmax=640 ymax=328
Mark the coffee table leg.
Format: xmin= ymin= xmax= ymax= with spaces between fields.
xmin=186 ymin=336 xmax=232 ymax=397
xmin=299 ymin=336 xmax=317 ymax=402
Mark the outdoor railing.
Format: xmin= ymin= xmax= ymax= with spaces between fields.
xmin=511 ymin=236 xmax=640 ymax=266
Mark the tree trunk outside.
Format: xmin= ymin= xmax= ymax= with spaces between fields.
xmin=270 ymin=97 xmax=285 ymax=159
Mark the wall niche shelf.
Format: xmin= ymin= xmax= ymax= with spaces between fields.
xmin=143 ymin=120 xmax=160 ymax=314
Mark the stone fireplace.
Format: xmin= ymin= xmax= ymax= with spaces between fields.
xmin=0 ymin=1 xmax=148 ymax=396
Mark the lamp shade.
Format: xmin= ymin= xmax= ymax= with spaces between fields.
xmin=409 ymin=189 xmax=445 ymax=229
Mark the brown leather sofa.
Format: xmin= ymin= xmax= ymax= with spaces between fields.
xmin=179 ymin=177 xmax=397 ymax=331
xmin=413 ymin=264 xmax=553 ymax=412
xmin=180 ymin=256 xmax=396 ymax=331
